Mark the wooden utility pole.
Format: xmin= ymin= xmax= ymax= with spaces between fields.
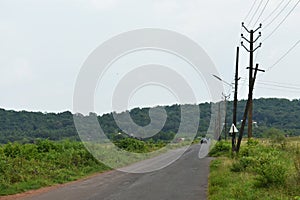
xmin=236 ymin=64 xmax=265 ymax=152
xmin=241 ymin=22 xmax=262 ymax=138
xmin=232 ymin=46 xmax=239 ymax=151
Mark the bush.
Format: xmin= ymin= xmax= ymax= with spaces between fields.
xmin=0 ymin=140 xmax=109 ymax=196
xmin=231 ymin=140 xmax=290 ymax=187
xmin=209 ymin=141 xmax=231 ymax=157
xmin=264 ymin=128 xmax=287 ymax=149
xmin=231 ymin=156 xmax=256 ymax=172
xmin=114 ymin=138 xmax=147 ymax=153
xmin=239 ymin=138 xmax=260 ymax=157
xmin=254 ymin=151 xmax=289 ymax=187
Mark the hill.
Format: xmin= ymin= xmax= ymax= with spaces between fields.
xmin=0 ymin=98 xmax=300 ymax=143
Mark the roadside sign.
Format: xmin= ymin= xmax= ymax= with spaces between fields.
xmin=229 ymin=124 xmax=239 ymax=133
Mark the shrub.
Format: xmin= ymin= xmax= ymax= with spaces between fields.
xmin=36 ymin=139 xmax=56 ymax=153
xmin=210 ymin=159 xmax=222 ymax=170
xmin=209 ymin=141 xmax=231 ymax=157
xmin=114 ymin=138 xmax=147 ymax=153
xmin=231 ymin=156 xmax=256 ymax=172
xmin=254 ymin=151 xmax=289 ymax=187
xmin=264 ymin=128 xmax=287 ymax=149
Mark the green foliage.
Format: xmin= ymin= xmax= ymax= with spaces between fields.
xmin=264 ymin=128 xmax=287 ymax=149
xmin=209 ymin=137 xmax=300 ymax=199
xmin=0 ymin=140 xmax=110 ymax=196
xmin=114 ymin=138 xmax=147 ymax=153
xmin=210 ymin=159 xmax=222 ymax=170
xmin=1 ymin=98 xmax=300 ymax=144
xmin=209 ymin=141 xmax=231 ymax=157
xmin=295 ymin=151 xmax=300 ymax=184
xmin=231 ymin=156 xmax=256 ymax=172
xmin=254 ymin=151 xmax=289 ymax=186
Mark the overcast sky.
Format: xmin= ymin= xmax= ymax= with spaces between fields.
xmin=1 ymin=0 xmax=300 ymax=114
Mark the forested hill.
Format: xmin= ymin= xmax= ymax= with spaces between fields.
xmin=0 ymin=98 xmax=300 ymax=143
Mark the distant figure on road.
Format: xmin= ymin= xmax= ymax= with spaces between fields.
xmin=200 ymin=138 xmax=208 ymax=144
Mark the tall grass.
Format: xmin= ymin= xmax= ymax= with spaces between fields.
xmin=209 ymin=137 xmax=300 ymax=200
xmin=0 ymin=140 xmax=110 ymax=196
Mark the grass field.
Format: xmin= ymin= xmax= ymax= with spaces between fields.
xmin=208 ymin=137 xmax=300 ymax=200
xmin=0 ymin=140 xmax=111 ymax=196
xmin=0 ymin=138 xmax=194 ymax=196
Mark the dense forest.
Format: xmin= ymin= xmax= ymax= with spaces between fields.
xmin=0 ymin=98 xmax=300 ymax=144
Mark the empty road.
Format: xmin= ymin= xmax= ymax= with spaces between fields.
xmin=23 ymin=144 xmax=212 ymax=200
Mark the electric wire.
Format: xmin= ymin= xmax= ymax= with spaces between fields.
xmin=263 ymin=0 xmax=300 ymax=42
xmin=248 ymin=0 xmax=265 ymax=26
xmin=255 ymin=86 xmax=300 ymax=93
xmin=244 ymin=0 xmax=259 ymax=22
xmin=267 ymin=39 xmax=300 ymax=71
xmin=263 ymin=0 xmax=293 ymax=30
xmin=240 ymin=77 xmax=300 ymax=90
xmin=262 ymin=0 xmax=285 ymax=23
xmin=256 ymin=79 xmax=300 ymax=87
xmin=253 ymin=0 xmax=270 ymax=27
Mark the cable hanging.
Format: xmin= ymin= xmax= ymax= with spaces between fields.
xmin=248 ymin=0 xmax=264 ymax=26
xmin=263 ymin=0 xmax=300 ymax=42
xmin=253 ymin=0 xmax=270 ymax=27
xmin=267 ymin=39 xmax=300 ymax=71
xmin=262 ymin=0 xmax=285 ymax=24
xmin=263 ymin=0 xmax=293 ymax=30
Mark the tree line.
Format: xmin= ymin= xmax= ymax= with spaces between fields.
xmin=0 ymin=98 xmax=300 ymax=144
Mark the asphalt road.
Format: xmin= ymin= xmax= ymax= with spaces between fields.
xmin=24 ymin=144 xmax=212 ymax=200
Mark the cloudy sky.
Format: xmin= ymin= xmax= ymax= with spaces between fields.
xmin=1 ymin=0 xmax=300 ymax=114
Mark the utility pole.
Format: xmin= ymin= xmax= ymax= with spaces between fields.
xmin=241 ymin=22 xmax=262 ymax=138
xmin=222 ymin=93 xmax=230 ymax=140
xmin=217 ymin=102 xmax=221 ymax=141
xmin=232 ymin=46 xmax=240 ymax=151
xmin=236 ymin=64 xmax=265 ymax=152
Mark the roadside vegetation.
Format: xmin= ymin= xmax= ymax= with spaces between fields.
xmin=2 ymin=98 xmax=300 ymax=144
xmin=208 ymin=132 xmax=300 ymax=200
xmin=0 ymin=137 xmax=193 ymax=196
xmin=0 ymin=139 xmax=111 ymax=196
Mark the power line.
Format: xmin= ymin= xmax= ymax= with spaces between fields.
xmin=253 ymin=0 xmax=270 ymax=27
xmin=262 ymin=0 xmax=285 ymax=23
xmin=248 ymin=0 xmax=264 ymax=26
xmin=240 ymin=78 xmax=300 ymax=90
xmin=256 ymin=79 xmax=300 ymax=87
xmin=244 ymin=0 xmax=259 ymax=22
xmin=256 ymin=82 xmax=300 ymax=90
xmin=255 ymin=86 xmax=300 ymax=93
xmin=263 ymin=0 xmax=300 ymax=42
xmin=263 ymin=0 xmax=293 ymax=30
xmin=267 ymin=39 xmax=300 ymax=71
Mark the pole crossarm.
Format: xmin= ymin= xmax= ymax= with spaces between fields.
xmin=241 ymin=42 xmax=251 ymax=52
xmin=241 ymin=34 xmax=251 ymax=43
xmin=246 ymin=67 xmax=265 ymax=72
xmin=253 ymin=43 xmax=262 ymax=52
xmin=253 ymin=33 xmax=262 ymax=43
xmin=253 ymin=23 xmax=262 ymax=33
xmin=242 ymin=22 xmax=251 ymax=33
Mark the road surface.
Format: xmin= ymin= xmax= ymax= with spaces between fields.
xmin=24 ymin=144 xmax=212 ymax=200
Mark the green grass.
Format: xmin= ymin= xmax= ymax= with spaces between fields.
xmin=0 ymin=140 xmax=110 ymax=196
xmin=0 ymin=138 xmax=195 ymax=196
xmin=208 ymin=137 xmax=300 ymax=200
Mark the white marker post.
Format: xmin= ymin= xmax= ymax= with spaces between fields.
xmin=229 ymin=124 xmax=239 ymax=135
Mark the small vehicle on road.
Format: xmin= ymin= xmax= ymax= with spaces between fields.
xmin=200 ymin=138 xmax=208 ymax=144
